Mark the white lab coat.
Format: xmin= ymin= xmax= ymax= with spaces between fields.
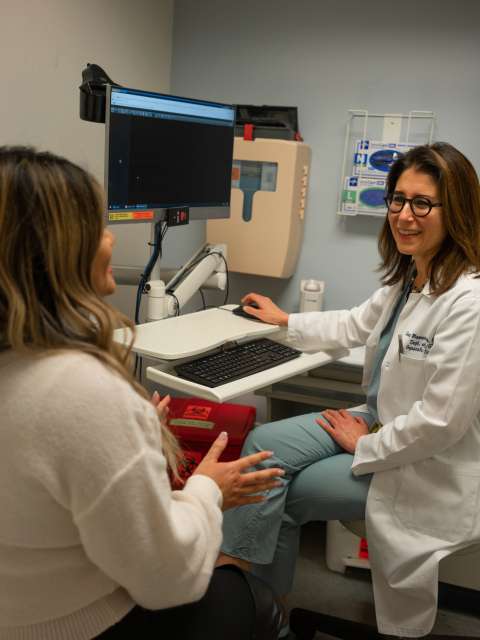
xmin=287 ymin=272 xmax=480 ymax=637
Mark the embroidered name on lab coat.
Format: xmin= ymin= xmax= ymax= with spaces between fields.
xmin=403 ymin=331 xmax=434 ymax=357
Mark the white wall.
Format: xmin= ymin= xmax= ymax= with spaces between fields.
xmin=170 ymin=0 xmax=480 ymax=313
xmin=0 ymin=0 xmax=174 ymax=316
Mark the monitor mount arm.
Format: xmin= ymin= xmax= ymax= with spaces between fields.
xmin=145 ymin=241 xmax=227 ymax=321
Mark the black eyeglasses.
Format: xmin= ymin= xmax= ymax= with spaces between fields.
xmin=384 ymin=194 xmax=442 ymax=218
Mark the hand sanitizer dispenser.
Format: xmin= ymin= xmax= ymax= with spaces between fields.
xmin=300 ymin=279 xmax=324 ymax=312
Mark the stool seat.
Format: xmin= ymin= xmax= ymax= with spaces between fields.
xmin=290 ymin=519 xmax=480 ymax=639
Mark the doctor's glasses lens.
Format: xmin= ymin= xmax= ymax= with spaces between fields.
xmin=385 ymin=195 xmax=440 ymax=217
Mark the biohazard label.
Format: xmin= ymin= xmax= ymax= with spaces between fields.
xmin=184 ymin=405 xmax=213 ymax=420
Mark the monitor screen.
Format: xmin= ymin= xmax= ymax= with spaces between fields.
xmin=105 ymin=86 xmax=236 ymax=223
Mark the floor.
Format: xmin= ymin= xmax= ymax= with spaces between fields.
xmin=287 ymin=522 xmax=480 ymax=639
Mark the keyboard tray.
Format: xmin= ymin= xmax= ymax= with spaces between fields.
xmin=146 ymin=345 xmax=350 ymax=402
xmin=175 ymin=338 xmax=301 ymax=387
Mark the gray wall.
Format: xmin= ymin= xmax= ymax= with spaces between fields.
xmin=170 ymin=0 xmax=480 ymax=312
xmin=4 ymin=0 xmax=479 ymax=317
xmin=0 ymin=0 xmax=174 ymax=318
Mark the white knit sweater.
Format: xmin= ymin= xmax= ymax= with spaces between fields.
xmin=0 ymin=350 xmax=223 ymax=640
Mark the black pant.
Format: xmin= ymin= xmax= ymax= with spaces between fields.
xmin=95 ymin=566 xmax=260 ymax=639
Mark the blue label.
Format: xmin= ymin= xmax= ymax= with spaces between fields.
xmin=369 ymin=149 xmax=404 ymax=172
xmin=354 ymin=152 xmax=368 ymax=166
xmin=359 ymin=188 xmax=386 ymax=208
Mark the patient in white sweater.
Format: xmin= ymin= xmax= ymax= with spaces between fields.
xmin=0 ymin=147 xmax=283 ymax=640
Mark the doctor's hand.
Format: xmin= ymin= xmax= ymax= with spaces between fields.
xmin=241 ymin=292 xmax=289 ymax=326
xmin=316 ymin=409 xmax=369 ymax=454
xmin=193 ymin=431 xmax=285 ymax=511
xmin=151 ymin=391 xmax=170 ymax=425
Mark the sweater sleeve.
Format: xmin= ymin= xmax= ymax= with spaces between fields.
xmin=34 ymin=354 xmax=223 ymax=610
xmin=76 ymin=444 xmax=223 ymax=609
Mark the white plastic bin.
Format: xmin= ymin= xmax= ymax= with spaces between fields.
xmin=325 ymin=520 xmax=370 ymax=574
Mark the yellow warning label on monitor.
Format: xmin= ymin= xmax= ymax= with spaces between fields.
xmin=108 ymin=210 xmax=154 ymax=222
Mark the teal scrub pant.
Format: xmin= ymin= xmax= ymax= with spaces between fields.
xmin=221 ymin=411 xmax=374 ymax=596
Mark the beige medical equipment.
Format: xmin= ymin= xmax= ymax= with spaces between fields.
xmin=207 ymin=137 xmax=311 ymax=278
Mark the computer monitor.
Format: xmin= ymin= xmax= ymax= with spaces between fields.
xmin=105 ymin=85 xmax=236 ymax=223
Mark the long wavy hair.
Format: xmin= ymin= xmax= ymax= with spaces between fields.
xmin=0 ymin=146 xmax=179 ymax=472
xmin=378 ymin=142 xmax=480 ymax=294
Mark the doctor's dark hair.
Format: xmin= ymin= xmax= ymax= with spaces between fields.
xmin=378 ymin=142 xmax=480 ymax=295
xmin=0 ymin=146 xmax=179 ymax=472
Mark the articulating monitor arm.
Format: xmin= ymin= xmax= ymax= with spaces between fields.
xmin=145 ymin=243 xmax=227 ymax=321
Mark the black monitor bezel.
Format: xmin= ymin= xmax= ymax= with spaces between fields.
xmin=104 ymin=84 xmax=235 ymax=224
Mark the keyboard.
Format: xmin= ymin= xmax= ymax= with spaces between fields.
xmin=175 ymin=338 xmax=301 ymax=387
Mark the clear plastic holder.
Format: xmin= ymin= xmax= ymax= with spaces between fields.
xmin=337 ymin=110 xmax=436 ymax=218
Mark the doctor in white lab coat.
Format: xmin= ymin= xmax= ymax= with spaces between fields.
xmin=218 ymin=141 xmax=480 ymax=637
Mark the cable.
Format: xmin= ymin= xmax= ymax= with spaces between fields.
xmin=133 ymin=221 xmax=168 ymax=381
xmin=217 ymin=252 xmax=229 ymax=306
xmin=135 ymin=236 xmax=227 ymax=328
xmin=134 ymin=221 xmax=168 ymax=325
xmin=133 ymin=249 xmax=227 ymax=374
xmin=134 ymin=355 xmax=143 ymax=381
xmin=169 ymin=292 xmax=180 ymax=316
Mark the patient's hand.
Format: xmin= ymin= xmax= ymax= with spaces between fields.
xmin=316 ymin=409 xmax=369 ymax=454
xmin=151 ymin=391 xmax=170 ymax=424
xmin=194 ymin=432 xmax=285 ymax=511
xmin=241 ymin=292 xmax=289 ymax=326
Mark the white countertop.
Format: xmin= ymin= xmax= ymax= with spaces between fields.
xmin=338 ymin=346 xmax=366 ymax=367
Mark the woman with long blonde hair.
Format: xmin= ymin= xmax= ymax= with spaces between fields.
xmin=0 ymin=146 xmax=283 ymax=639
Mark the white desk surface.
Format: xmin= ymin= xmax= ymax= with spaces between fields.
xmin=114 ymin=307 xmax=361 ymax=402
xmin=113 ymin=306 xmax=279 ymax=360
xmin=337 ymin=346 xmax=365 ymax=367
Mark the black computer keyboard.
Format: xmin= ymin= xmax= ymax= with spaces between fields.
xmin=175 ymin=338 xmax=301 ymax=387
